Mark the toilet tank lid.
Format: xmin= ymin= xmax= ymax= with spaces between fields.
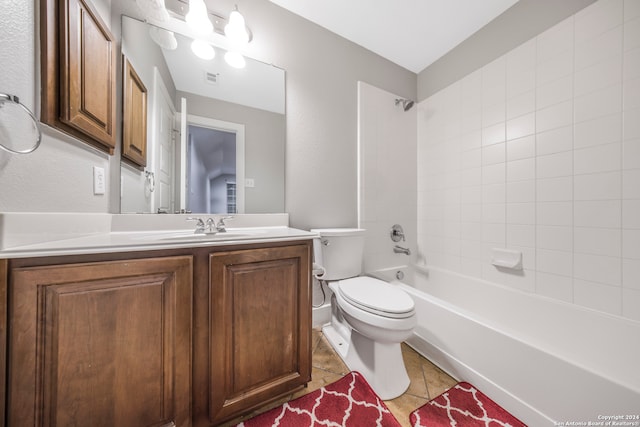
xmin=309 ymin=228 xmax=365 ymax=236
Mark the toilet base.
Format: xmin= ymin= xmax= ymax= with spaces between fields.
xmin=322 ymin=323 xmax=410 ymax=400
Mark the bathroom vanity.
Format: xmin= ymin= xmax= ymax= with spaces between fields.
xmin=0 ymin=214 xmax=314 ymax=426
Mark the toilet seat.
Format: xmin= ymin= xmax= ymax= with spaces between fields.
xmin=337 ymin=276 xmax=415 ymax=319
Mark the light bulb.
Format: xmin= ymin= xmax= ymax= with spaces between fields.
xmin=224 ymin=51 xmax=245 ymax=68
xmin=191 ymin=39 xmax=215 ymax=60
xmin=186 ymin=0 xmax=213 ymax=35
xmin=224 ymin=8 xmax=249 ymax=45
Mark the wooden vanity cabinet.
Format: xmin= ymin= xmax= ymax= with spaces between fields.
xmin=203 ymin=243 xmax=312 ymax=425
xmin=6 ymin=256 xmax=192 ymax=427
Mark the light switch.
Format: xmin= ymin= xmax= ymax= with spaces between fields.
xmin=245 ymin=178 xmax=255 ymax=188
xmin=93 ymin=166 xmax=106 ymax=195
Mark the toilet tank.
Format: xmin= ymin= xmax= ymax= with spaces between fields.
xmin=310 ymin=228 xmax=365 ymax=281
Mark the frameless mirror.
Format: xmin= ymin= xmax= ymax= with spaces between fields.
xmin=120 ymin=15 xmax=285 ymax=214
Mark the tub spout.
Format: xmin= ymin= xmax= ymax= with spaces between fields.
xmin=393 ymin=245 xmax=411 ymax=255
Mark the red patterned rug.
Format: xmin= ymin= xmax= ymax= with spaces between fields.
xmin=410 ymin=382 xmax=527 ymax=427
xmin=237 ymin=371 xmax=402 ymax=426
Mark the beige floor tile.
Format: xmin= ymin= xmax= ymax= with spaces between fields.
xmin=311 ymin=334 xmax=349 ymax=375
xmin=400 ymin=343 xmax=430 ymax=399
xmin=385 ymin=393 xmax=429 ymax=427
xmin=421 ymin=358 xmax=458 ymax=399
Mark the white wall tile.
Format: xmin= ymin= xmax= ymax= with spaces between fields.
xmin=574 ymin=171 xmax=622 ymax=200
xmin=536 ymin=100 xmax=573 ymax=132
xmin=537 ymin=151 xmax=573 ymax=178
xmin=483 ymin=102 xmax=506 ymax=127
xmin=574 ymin=84 xmax=622 ymax=123
xmin=507 ymin=180 xmax=536 ymax=203
xmin=622 ymin=169 xmax=640 ymax=198
xmin=507 ymin=202 xmax=536 ymax=225
xmin=537 ymin=249 xmax=573 ymax=276
xmin=623 ymin=138 xmax=640 ymax=169
xmin=506 ymin=113 xmax=535 ymax=140
xmin=537 ymin=53 xmax=573 ymax=85
xmin=537 ymin=176 xmax=573 ymax=202
xmin=574 ymin=0 xmax=623 ymax=44
xmin=622 ymin=288 xmax=640 ymax=321
xmin=537 ymin=75 xmax=574 ymax=109
xmin=537 ymin=16 xmax=574 ymax=62
xmin=506 ymin=69 xmax=536 ymax=98
xmin=482 ymin=223 xmax=506 ymax=244
xmin=574 ymin=142 xmax=621 ymax=174
xmin=537 ymin=126 xmax=573 ymax=155
xmin=482 ymin=143 xmax=505 ymax=166
xmin=624 ymin=77 xmax=640 ymax=110
xmin=623 ymin=199 xmax=640 ymax=228
xmin=482 ymin=203 xmax=506 ymax=223
xmin=574 ymin=113 xmax=622 ymax=149
xmin=575 ymin=26 xmax=623 ymax=71
xmin=574 ymin=200 xmax=621 ymax=227
xmin=574 ymin=253 xmax=622 ymax=285
xmin=537 ymin=225 xmax=573 ymax=251
xmin=537 ymin=202 xmax=573 ymax=226
xmin=482 ymin=183 xmax=506 ymax=204
xmin=506 ymin=135 xmax=535 ymax=161
xmin=624 ymin=48 xmax=640 ymax=81
xmin=482 ymin=123 xmax=506 ymax=146
xmin=627 ymin=0 xmax=640 ymax=21
xmin=574 ymin=227 xmax=621 ymax=256
xmin=507 ymin=39 xmax=536 ymax=76
xmin=507 ymin=90 xmax=535 ymax=120
xmin=507 ymin=158 xmax=536 ymax=182
xmin=624 ymin=16 xmax=640 ymax=50
xmin=574 ymin=56 xmax=622 ymax=97
xmin=623 ymin=108 xmax=640 ymax=140
xmin=574 ymin=279 xmax=622 ymax=315
xmin=536 ymin=272 xmax=574 ymax=302
xmin=482 ymin=163 xmax=506 ymax=185
xmin=623 ymin=258 xmax=640 ymax=289
xmin=507 ymin=224 xmax=536 ymax=247
xmin=623 ymin=229 xmax=640 ymax=259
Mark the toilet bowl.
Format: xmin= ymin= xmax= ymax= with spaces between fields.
xmin=311 ymin=228 xmax=416 ymax=400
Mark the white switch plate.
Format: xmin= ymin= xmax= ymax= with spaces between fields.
xmin=245 ymin=178 xmax=255 ymax=188
xmin=93 ymin=166 xmax=106 ymax=195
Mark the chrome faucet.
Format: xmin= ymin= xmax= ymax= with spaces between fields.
xmin=393 ymin=245 xmax=411 ymax=255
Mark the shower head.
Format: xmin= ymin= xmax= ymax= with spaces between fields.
xmin=395 ymin=98 xmax=414 ymax=111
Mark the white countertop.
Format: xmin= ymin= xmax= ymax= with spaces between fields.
xmin=0 ymin=213 xmax=318 ymax=258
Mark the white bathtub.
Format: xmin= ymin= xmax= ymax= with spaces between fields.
xmin=370 ymin=265 xmax=640 ymax=426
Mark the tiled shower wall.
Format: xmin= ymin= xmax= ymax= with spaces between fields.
xmin=417 ymin=0 xmax=640 ymax=321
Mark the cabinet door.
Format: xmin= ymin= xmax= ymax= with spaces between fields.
xmin=208 ymin=245 xmax=311 ymax=424
xmin=41 ymin=0 xmax=117 ymax=153
xmin=122 ymin=57 xmax=148 ymax=167
xmin=8 ymin=256 xmax=192 ymax=427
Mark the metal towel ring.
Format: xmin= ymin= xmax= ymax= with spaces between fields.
xmin=0 ymin=93 xmax=42 ymax=154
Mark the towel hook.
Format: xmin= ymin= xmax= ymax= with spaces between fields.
xmin=0 ymin=93 xmax=42 ymax=154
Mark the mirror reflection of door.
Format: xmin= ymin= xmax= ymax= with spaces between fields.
xmin=187 ymin=126 xmax=236 ymax=214
xmin=152 ymin=68 xmax=176 ymax=214
xmin=180 ymin=114 xmax=245 ymax=214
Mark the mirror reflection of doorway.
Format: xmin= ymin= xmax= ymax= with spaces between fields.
xmin=186 ymin=125 xmax=237 ymax=214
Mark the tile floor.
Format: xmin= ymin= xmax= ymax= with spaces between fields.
xmin=226 ymin=328 xmax=458 ymax=426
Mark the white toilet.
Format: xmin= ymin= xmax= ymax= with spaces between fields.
xmin=311 ymin=228 xmax=416 ymax=400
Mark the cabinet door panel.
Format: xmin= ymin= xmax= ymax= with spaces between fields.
xmin=208 ymin=245 xmax=311 ymax=424
xmin=8 ymin=257 xmax=192 ymax=427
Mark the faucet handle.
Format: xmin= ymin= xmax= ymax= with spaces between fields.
xmin=216 ymin=216 xmax=234 ymax=232
xmin=186 ymin=217 xmax=205 ymax=233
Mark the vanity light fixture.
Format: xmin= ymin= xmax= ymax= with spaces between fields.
xmin=135 ymin=0 xmax=170 ymax=22
xmin=191 ymin=39 xmax=216 ymax=60
xmin=185 ymin=0 xmax=213 ymax=35
xmin=224 ymin=6 xmax=249 ymax=45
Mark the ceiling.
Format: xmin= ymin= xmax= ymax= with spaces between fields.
xmin=269 ymin=0 xmax=519 ymax=74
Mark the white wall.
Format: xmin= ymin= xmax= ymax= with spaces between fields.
xmin=0 ymin=0 xmax=112 ymax=213
xmin=417 ymin=0 xmax=640 ymax=321
xmin=358 ymin=82 xmax=417 ymax=272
